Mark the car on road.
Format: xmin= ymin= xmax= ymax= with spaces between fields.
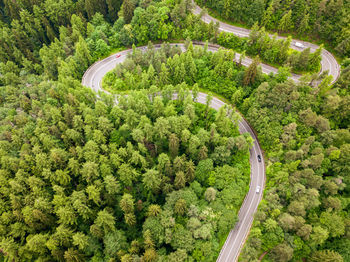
xmin=295 ymin=42 xmax=305 ymax=48
xmin=116 ymin=54 xmax=121 ymax=58
xmin=256 ymin=186 xmax=261 ymax=193
xmin=257 ymin=155 xmax=262 ymax=162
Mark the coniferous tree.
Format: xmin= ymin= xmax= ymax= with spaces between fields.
xmin=122 ymin=0 xmax=135 ymax=24
xmin=278 ymin=10 xmax=293 ymax=32
xmin=243 ymin=56 xmax=260 ymax=86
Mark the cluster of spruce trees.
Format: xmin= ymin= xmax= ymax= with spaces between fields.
xmin=103 ymin=42 xmax=263 ymax=99
xmin=238 ymin=60 xmax=350 ymax=261
xmin=105 ymin=43 xmax=350 ymax=261
xmin=0 ymin=0 xmax=349 ymax=261
xmin=0 ymin=74 xmax=251 ymax=260
xmin=196 ymin=0 xmax=350 ymax=57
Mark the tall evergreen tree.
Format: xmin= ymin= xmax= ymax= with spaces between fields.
xmin=122 ymin=0 xmax=135 ymax=24
xmin=243 ymin=56 xmax=260 ymax=86
xmin=278 ymin=10 xmax=293 ymax=32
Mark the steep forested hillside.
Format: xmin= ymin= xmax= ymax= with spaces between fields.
xmin=0 ymin=0 xmax=122 ymax=63
xmin=103 ymin=43 xmax=350 ymax=261
xmin=0 ymin=0 xmax=212 ymax=69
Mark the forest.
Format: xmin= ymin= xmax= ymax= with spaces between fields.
xmin=0 ymin=0 xmax=349 ymax=261
xmin=216 ymin=25 xmax=323 ymax=74
xmin=195 ymin=0 xmax=350 ymax=57
xmin=238 ymin=59 xmax=350 ymax=261
xmin=102 ymin=42 xmax=265 ymax=99
xmin=0 ymin=79 xmax=251 ymax=260
xmin=0 ymin=0 xmax=322 ymax=77
xmin=103 ymin=41 xmax=350 ymax=261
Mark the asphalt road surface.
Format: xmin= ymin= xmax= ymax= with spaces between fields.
xmin=198 ymin=93 xmax=265 ymax=262
xmin=191 ymin=2 xmax=340 ymax=260
xmin=82 ymin=2 xmax=342 ymax=260
xmin=192 ymin=3 xmax=340 ymax=83
xmin=82 ymin=42 xmax=300 ymax=91
xmin=82 ymin=43 xmax=266 ymax=262
xmin=82 ymin=21 xmax=340 ymax=258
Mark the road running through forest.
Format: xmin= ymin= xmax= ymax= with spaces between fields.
xmin=191 ymin=2 xmax=340 ymax=260
xmin=82 ymin=17 xmax=340 ymax=256
xmin=82 ymin=8 xmax=341 ymax=257
xmin=192 ymin=2 xmax=340 ymax=83
xmin=82 ymin=27 xmax=340 ymax=256
xmin=82 ymin=43 xmax=265 ymax=262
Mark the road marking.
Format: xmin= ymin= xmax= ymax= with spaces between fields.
xmin=85 ymin=48 xmax=266 ymax=262
xmin=91 ymin=54 xmax=127 ymax=91
xmin=194 ymin=2 xmax=339 ymax=83
xmin=221 ymin=124 xmax=261 ymax=262
xmin=83 ymin=27 xmax=337 ymax=260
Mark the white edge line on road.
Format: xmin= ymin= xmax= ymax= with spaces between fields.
xmin=222 ymin=124 xmax=261 ymax=262
xmin=82 ymin=28 xmax=336 ymax=259
xmin=83 ymin=46 xmax=266 ymax=262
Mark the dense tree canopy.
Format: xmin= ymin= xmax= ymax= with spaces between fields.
xmin=0 ymin=75 xmax=252 ymax=260
xmin=217 ymin=24 xmax=322 ymax=74
xmin=239 ymin=62 xmax=350 ymax=261
xmin=0 ymin=0 xmax=349 ymax=261
xmin=0 ymin=0 xmax=218 ymax=70
xmin=0 ymin=63 xmax=250 ymax=260
xmin=196 ymin=0 xmax=350 ymax=57
xmin=103 ymin=42 xmax=266 ymax=100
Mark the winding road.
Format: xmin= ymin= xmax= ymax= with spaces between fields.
xmin=81 ymin=5 xmax=341 ymax=261
xmin=193 ymin=2 xmax=340 ymax=83
xmin=82 ymin=43 xmax=265 ymax=262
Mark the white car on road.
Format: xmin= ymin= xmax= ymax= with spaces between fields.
xmin=295 ymin=42 xmax=305 ymax=48
xmin=256 ymin=186 xmax=261 ymax=193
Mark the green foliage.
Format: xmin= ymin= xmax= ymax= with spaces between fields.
xmin=0 ymin=0 xmax=218 ymax=80
xmin=217 ymin=25 xmax=322 ymax=73
xmin=309 ymin=250 xmax=344 ymax=262
xmin=1 ymin=0 xmax=349 ymax=261
xmin=0 ymin=75 xmax=250 ymax=260
xmin=0 ymin=0 xmax=123 ymax=66
xmin=239 ymin=63 xmax=350 ymax=261
xmin=196 ymin=0 xmax=350 ymax=57
xmin=103 ymin=42 xmax=267 ymax=102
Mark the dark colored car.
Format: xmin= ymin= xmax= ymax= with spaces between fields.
xmin=257 ymin=155 xmax=262 ymax=162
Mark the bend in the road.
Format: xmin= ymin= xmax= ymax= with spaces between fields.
xmin=82 ymin=44 xmax=266 ymax=262
xmin=83 ymin=42 xmax=301 ymax=87
xmin=192 ymin=2 xmax=340 ymax=83
xmin=82 ymin=4 xmax=342 ymax=258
